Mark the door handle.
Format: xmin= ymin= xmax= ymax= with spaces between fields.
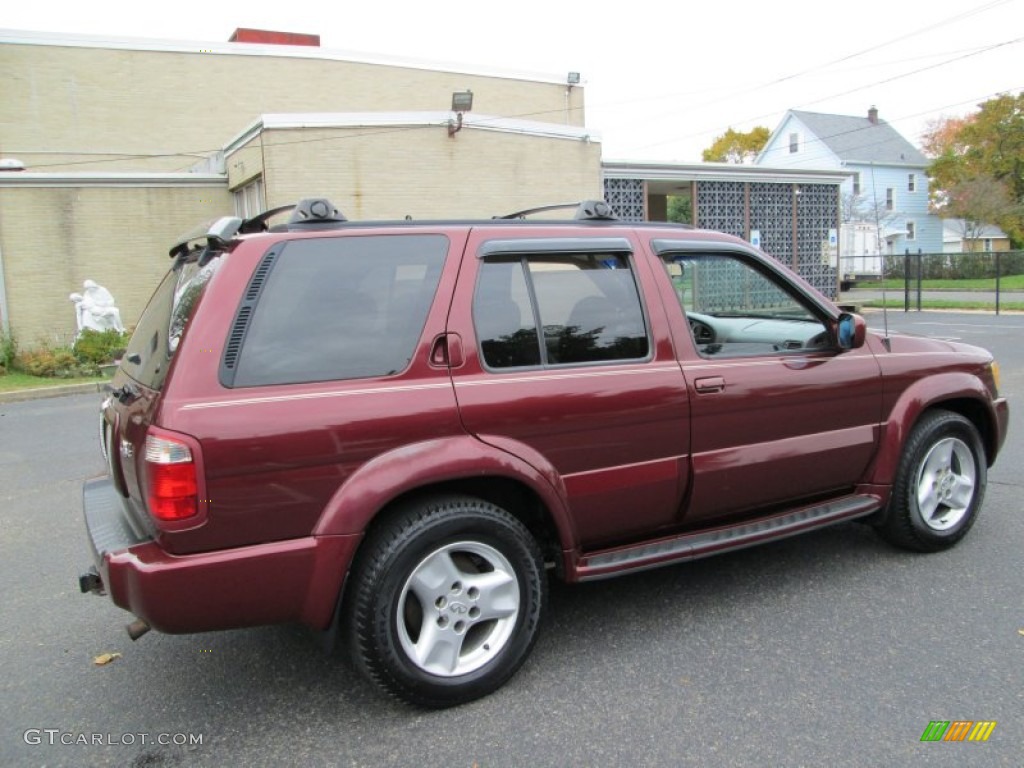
xmin=694 ymin=376 xmax=726 ymax=394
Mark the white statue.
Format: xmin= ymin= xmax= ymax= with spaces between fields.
xmin=70 ymin=279 xmax=125 ymax=334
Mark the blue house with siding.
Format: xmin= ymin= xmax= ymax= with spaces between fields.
xmin=756 ymin=107 xmax=941 ymax=276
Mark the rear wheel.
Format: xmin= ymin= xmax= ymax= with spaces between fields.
xmin=345 ymin=495 xmax=545 ymax=707
xmin=876 ymin=410 xmax=986 ymax=552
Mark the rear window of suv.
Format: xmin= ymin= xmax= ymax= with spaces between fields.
xmin=225 ymin=234 xmax=448 ymax=387
xmin=122 ymin=255 xmax=221 ymax=390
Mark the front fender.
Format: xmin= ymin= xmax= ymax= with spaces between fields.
xmin=313 ymin=434 xmax=577 ymax=549
xmin=865 ymin=372 xmax=1001 ymax=488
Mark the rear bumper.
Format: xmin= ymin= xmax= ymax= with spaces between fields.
xmin=82 ymin=477 xmax=360 ymax=633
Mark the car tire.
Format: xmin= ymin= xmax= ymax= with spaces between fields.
xmin=345 ymin=494 xmax=546 ymax=707
xmin=875 ymin=410 xmax=987 ymax=552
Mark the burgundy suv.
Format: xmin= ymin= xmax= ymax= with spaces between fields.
xmin=80 ymin=199 xmax=1008 ymax=706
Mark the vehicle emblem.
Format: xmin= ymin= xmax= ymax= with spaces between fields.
xmin=448 ymin=602 xmax=469 ymax=615
xmin=120 ymin=440 xmax=134 ymax=459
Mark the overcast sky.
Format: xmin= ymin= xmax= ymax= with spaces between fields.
xmin=4 ymin=0 xmax=1022 ymax=162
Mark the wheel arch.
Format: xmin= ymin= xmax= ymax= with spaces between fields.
xmin=314 ymin=435 xmax=576 ymax=565
xmin=866 ymin=373 xmax=1000 ymax=488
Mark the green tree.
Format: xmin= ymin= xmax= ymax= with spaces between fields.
xmin=667 ymin=194 xmax=692 ymax=225
xmin=925 ymin=92 xmax=1024 ymax=246
xmin=701 ymin=126 xmax=771 ymax=164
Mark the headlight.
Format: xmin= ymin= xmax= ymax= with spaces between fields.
xmin=990 ymin=361 xmax=1001 ymax=395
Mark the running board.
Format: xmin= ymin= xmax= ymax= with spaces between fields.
xmin=576 ymin=494 xmax=881 ymax=581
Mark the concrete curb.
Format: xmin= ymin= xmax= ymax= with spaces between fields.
xmin=0 ymin=381 xmax=107 ymax=404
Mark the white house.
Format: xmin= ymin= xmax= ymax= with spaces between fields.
xmin=757 ymin=107 xmax=942 ymax=279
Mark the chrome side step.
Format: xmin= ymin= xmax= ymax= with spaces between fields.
xmin=577 ymin=494 xmax=881 ymax=581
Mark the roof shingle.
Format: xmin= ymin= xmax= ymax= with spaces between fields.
xmin=791 ymin=110 xmax=926 ymax=166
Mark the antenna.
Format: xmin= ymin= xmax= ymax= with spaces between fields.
xmin=869 ymin=161 xmax=892 ymax=351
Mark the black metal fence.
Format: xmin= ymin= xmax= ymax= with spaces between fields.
xmin=880 ymin=249 xmax=1023 ymax=314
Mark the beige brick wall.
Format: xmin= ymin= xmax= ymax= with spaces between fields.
xmin=261 ymin=124 xmax=603 ymax=220
xmin=2 ymin=40 xmax=586 ymax=174
xmin=0 ymin=183 xmax=231 ymax=344
xmin=0 ymin=36 xmax=597 ymax=345
xmin=226 ymin=137 xmax=265 ymax=190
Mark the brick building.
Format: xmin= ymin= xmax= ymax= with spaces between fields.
xmin=0 ymin=29 xmax=599 ymax=342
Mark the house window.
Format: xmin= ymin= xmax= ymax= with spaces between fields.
xmin=233 ymin=177 xmax=265 ymax=219
xmin=886 ymin=188 xmax=894 ymax=211
xmin=984 ymin=238 xmax=993 ymax=252
xmin=908 ymin=173 xmax=917 ymax=192
xmin=906 ymin=221 xmax=916 ymax=241
xmin=789 ymin=133 xmax=799 ymax=154
xmin=852 ymin=173 xmax=861 ymax=196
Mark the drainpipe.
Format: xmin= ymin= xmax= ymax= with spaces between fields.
xmin=0 ymin=240 xmax=9 ymax=337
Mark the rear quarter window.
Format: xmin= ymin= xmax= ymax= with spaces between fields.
xmin=226 ymin=234 xmax=448 ymax=387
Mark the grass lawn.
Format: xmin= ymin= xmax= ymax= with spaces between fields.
xmin=858 ymin=274 xmax=1024 ymax=292
xmin=0 ymin=371 xmax=106 ymax=392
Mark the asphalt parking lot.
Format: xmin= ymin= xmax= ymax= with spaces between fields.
xmin=1 ymin=310 xmax=1020 ymax=767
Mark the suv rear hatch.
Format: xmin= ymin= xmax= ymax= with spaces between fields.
xmin=100 ymin=250 xmax=223 ymax=541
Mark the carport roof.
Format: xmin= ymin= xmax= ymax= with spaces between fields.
xmin=602 ymin=160 xmax=850 ymax=196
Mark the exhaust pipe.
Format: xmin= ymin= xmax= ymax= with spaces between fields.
xmin=126 ymin=619 xmax=151 ymax=641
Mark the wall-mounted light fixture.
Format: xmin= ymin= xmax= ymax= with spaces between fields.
xmin=448 ymin=90 xmax=473 ymax=137
xmin=563 ymin=73 xmax=581 ymax=125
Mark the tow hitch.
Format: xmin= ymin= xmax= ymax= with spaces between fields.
xmin=79 ymin=567 xmax=104 ymax=595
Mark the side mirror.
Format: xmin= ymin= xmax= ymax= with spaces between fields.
xmin=837 ymin=312 xmax=866 ymax=350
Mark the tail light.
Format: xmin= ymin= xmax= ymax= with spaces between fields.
xmin=144 ymin=432 xmax=198 ymax=521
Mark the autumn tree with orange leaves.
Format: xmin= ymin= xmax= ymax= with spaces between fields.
xmin=923 ymin=92 xmax=1024 ymax=247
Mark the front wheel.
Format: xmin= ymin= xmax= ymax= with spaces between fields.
xmin=875 ymin=410 xmax=987 ymax=552
xmin=345 ymin=495 xmax=546 ymax=707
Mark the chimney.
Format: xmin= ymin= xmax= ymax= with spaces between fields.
xmin=868 ymin=106 xmax=879 ymax=125
xmin=229 ymin=28 xmax=320 ymax=47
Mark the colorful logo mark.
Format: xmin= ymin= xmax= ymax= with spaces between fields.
xmin=920 ymin=721 xmax=997 ymax=742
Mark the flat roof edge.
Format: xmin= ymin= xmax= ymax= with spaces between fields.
xmin=602 ymin=160 xmax=851 ymax=185
xmin=0 ymin=172 xmax=226 ymax=187
xmin=224 ymin=113 xmax=600 ymax=153
xmin=0 ymin=28 xmax=572 ymax=86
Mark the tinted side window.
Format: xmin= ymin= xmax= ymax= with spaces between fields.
xmin=475 ymin=252 xmax=648 ymax=368
xmin=230 ymin=235 xmax=448 ymax=387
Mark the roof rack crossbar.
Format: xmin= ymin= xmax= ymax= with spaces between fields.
xmin=496 ymin=200 xmax=618 ymax=221
xmin=496 ymin=202 xmax=581 ymax=220
xmin=238 ymin=204 xmax=297 ymax=234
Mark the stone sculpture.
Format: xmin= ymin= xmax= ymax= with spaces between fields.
xmin=70 ymin=279 xmax=125 ymax=334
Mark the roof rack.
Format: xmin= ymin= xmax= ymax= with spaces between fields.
xmin=496 ymin=200 xmax=618 ymax=221
xmin=169 ymin=198 xmax=351 ymax=257
xmin=169 ymin=197 xmax=629 ymax=258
